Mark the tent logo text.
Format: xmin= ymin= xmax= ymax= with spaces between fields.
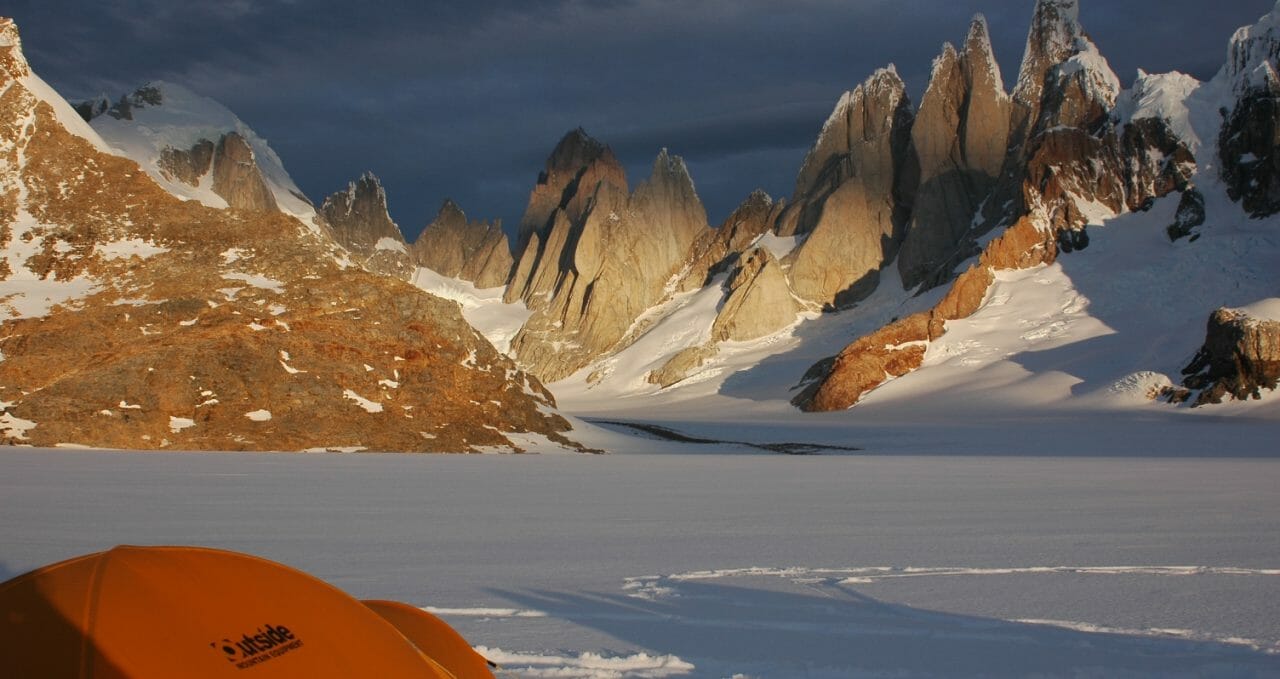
xmin=209 ymin=624 xmax=304 ymax=669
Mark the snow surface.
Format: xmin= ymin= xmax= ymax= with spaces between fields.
xmin=9 ymin=45 xmax=113 ymax=155
xmin=1236 ymin=298 xmax=1280 ymax=322
xmin=752 ymin=232 xmax=802 ymax=259
xmin=1 ymin=450 xmax=1277 ymax=677
xmin=0 ymin=211 xmax=100 ymax=319
xmin=0 ymin=273 xmax=97 ymax=320
xmin=554 ymin=174 xmax=1280 ymax=456
xmin=97 ymin=238 xmax=168 ymax=261
xmin=221 ymin=271 xmax=285 ymax=293
xmin=0 ymin=405 xmax=36 ymax=440
xmin=374 ymin=237 xmax=408 ymax=254
xmin=410 ymin=267 xmax=531 ymax=355
xmin=1115 ymin=70 xmax=1204 ymax=153
xmin=553 ymin=272 xmax=944 ymax=411
xmin=1059 ymin=37 xmax=1122 ymax=109
xmin=342 ymin=389 xmax=384 ymax=414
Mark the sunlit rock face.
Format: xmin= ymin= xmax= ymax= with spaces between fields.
xmin=507 ymin=147 xmax=710 ymax=382
xmin=779 ymin=67 xmax=917 ymax=309
xmin=411 ymin=199 xmax=513 ymax=289
xmin=320 ymin=172 xmax=415 ymax=279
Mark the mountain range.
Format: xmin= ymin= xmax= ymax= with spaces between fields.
xmin=1 ymin=0 xmax=1277 ymax=452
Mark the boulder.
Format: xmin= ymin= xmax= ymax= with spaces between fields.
xmin=647 ymin=344 xmax=718 ymax=389
xmin=1167 ymin=188 xmax=1207 ymax=242
xmin=1179 ymin=307 xmax=1280 ymax=405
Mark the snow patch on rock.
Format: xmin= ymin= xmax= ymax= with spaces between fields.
xmin=343 ymin=389 xmax=383 ymax=414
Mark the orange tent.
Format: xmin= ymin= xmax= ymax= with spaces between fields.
xmin=364 ymin=600 xmax=496 ymax=679
xmin=0 ymin=546 xmax=486 ymax=678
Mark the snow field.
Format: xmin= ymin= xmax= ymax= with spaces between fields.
xmin=1 ymin=450 xmax=1277 ymax=677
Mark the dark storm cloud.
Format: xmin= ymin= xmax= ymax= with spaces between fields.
xmin=7 ymin=0 xmax=1276 ymax=238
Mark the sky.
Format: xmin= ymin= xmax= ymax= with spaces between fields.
xmin=8 ymin=0 xmax=1276 ymax=241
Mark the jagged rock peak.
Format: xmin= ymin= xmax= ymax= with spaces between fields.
xmin=1056 ymin=34 xmax=1121 ymax=111
xmin=743 ymin=188 xmax=773 ymax=208
xmin=1008 ymin=0 xmax=1119 ymax=136
xmin=0 ymin=17 xmax=31 ymax=79
xmin=866 ymin=64 xmax=905 ymax=96
xmin=930 ymin=43 xmax=961 ymax=81
xmin=1114 ymin=70 xmax=1201 ymax=139
xmin=794 ymin=65 xmax=909 ymax=196
xmin=74 ymin=94 xmax=112 ymax=123
xmin=413 ymin=198 xmax=513 ymax=288
xmin=1014 ymin=0 xmax=1083 ymax=106
xmin=963 ymin=14 xmax=1006 ymax=96
xmin=0 ymin=16 xmax=19 ymax=44
xmin=1225 ymin=1 xmax=1280 ymax=93
xmin=545 ymin=127 xmax=610 ymax=176
xmin=435 ymin=197 xmax=466 ymax=221
xmin=819 ymin=66 xmax=907 ymax=131
xmin=517 ymin=127 xmax=627 ymax=245
xmin=320 ymin=170 xmax=405 ymax=256
xmin=429 ymin=198 xmax=489 ymax=235
xmin=323 ymin=171 xmax=391 ymax=220
xmin=650 ymin=148 xmax=696 ymax=189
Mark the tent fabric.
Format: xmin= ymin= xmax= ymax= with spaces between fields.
xmin=0 ymin=546 xmax=460 ymax=678
xmin=364 ymin=600 xmax=496 ymax=679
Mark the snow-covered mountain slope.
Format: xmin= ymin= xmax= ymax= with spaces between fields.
xmin=410 ymin=267 xmax=531 ymax=355
xmin=862 ymin=183 xmax=1279 ymax=418
xmin=82 ymin=81 xmax=321 ymax=228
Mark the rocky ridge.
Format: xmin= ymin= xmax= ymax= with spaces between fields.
xmin=318 ymin=172 xmax=415 ymax=279
xmin=412 ymin=199 xmax=513 ymax=289
xmin=0 ymin=18 xmax=578 ymax=452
